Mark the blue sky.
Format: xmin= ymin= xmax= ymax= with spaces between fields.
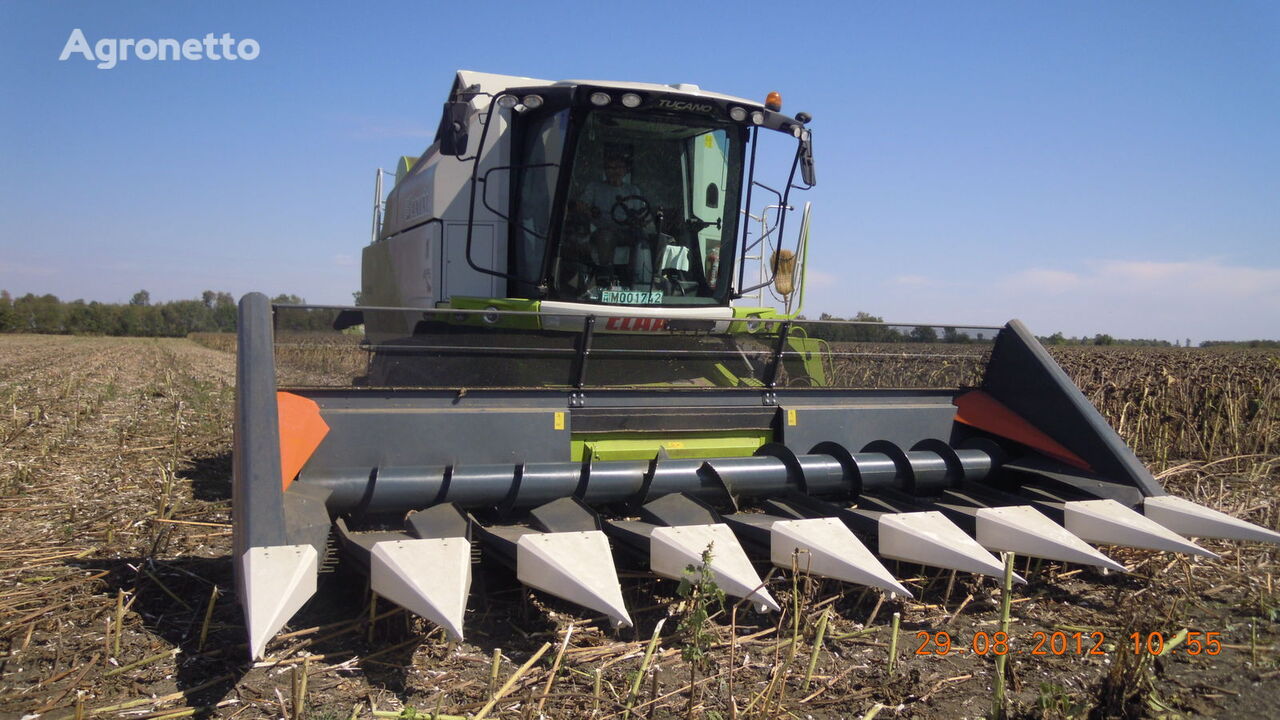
xmin=1 ymin=1 xmax=1277 ymax=341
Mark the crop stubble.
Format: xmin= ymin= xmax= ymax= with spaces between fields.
xmin=0 ymin=334 xmax=1277 ymax=719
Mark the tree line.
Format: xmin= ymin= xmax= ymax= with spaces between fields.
xmin=0 ymin=290 xmax=308 ymax=337
xmin=801 ymin=312 xmax=993 ymax=344
xmin=804 ymin=314 xmax=1215 ymax=348
xmin=1038 ymin=332 xmax=1182 ymax=347
xmin=1199 ymin=339 xmax=1280 ymax=349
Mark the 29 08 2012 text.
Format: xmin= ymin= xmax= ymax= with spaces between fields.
xmin=913 ymin=630 xmax=1223 ymax=656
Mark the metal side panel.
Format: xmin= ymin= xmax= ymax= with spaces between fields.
xmin=996 ymin=457 xmax=1146 ymax=507
xmin=604 ymin=519 xmax=658 ymax=557
xmin=406 ymin=503 xmax=472 ymax=540
xmin=235 ymin=293 xmax=324 ymax=661
xmin=233 ymin=292 xmax=288 ymax=560
xmin=778 ymin=399 xmax=959 ymax=457
xmin=530 ymin=497 xmax=602 ymax=533
xmin=444 ymin=221 xmax=501 ymax=300
xmin=981 ymin=320 xmax=1163 ymax=497
xmin=570 ymin=405 xmax=778 ymax=433
xmin=283 ymin=484 xmax=334 ymax=560
xmin=300 ymin=394 xmax=572 ymax=471
xmin=334 ymin=518 xmax=405 ymax=567
xmin=641 ymin=493 xmax=721 ymax=526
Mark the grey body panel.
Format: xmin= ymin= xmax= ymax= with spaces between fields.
xmin=530 ymin=497 xmax=602 ymax=533
xmin=406 ymin=503 xmax=471 ymax=539
xmin=283 ymin=483 xmax=334 ymax=559
xmin=233 ymin=292 xmax=288 ymax=558
xmin=998 ymin=456 xmax=1146 ymax=507
xmin=300 ymin=393 xmax=571 ymax=470
xmin=778 ymin=400 xmax=959 ymax=456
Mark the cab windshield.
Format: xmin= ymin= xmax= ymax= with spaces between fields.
xmin=550 ymin=110 xmax=744 ymax=305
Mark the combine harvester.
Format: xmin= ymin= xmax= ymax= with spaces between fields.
xmin=233 ymin=71 xmax=1280 ymax=659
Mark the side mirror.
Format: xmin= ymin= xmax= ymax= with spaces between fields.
xmin=799 ymin=135 xmax=816 ymax=187
xmin=705 ymin=182 xmax=719 ymax=208
xmin=436 ymin=100 xmax=470 ymax=156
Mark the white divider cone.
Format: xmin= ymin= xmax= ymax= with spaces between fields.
xmin=975 ymin=506 xmax=1127 ymax=572
xmin=769 ymin=518 xmax=913 ymax=597
xmin=1143 ymin=495 xmax=1280 ymax=545
xmin=516 ymin=531 xmax=632 ymax=628
xmin=1062 ymin=499 xmax=1218 ymax=558
xmin=241 ymin=544 xmax=318 ymax=660
xmin=877 ymin=511 xmax=1023 ymax=581
xmin=371 ymin=537 xmax=471 ymax=641
xmin=650 ymin=524 xmax=781 ymax=613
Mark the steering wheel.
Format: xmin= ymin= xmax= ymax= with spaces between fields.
xmin=610 ymin=194 xmax=652 ymax=228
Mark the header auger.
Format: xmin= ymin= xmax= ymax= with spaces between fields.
xmin=233 ymin=71 xmax=1280 ymax=659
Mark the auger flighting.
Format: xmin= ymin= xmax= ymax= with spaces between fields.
xmin=232 ymin=71 xmax=1280 ymax=659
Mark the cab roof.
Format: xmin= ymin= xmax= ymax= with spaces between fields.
xmin=452 ymin=70 xmax=765 ymax=109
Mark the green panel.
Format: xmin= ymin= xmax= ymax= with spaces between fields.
xmin=786 ymin=333 xmax=830 ymax=386
xmin=731 ymin=306 xmax=779 ymax=318
xmin=711 ymin=362 xmax=764 ymax=387
xmin=571 ymin=430 xmax=771 ymax=462
xmin=723 ymin=309 xmax=832 ymax=386
xmin=727 ymin=306 xmax=783 ymax=334
xmin=447 ymin=297 xmax=543 ymax=330
xmin=395 ymin=155 xmax=418 ymax=185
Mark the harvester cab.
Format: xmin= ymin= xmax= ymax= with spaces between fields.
xmin=360 ymin=70 xmax=814 ymax=333
xmin=233 ymin=71 xmax=1280 ymax=660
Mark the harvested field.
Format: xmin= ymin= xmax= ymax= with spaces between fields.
xmin=1 ymin=334 xmax=1278 ymax=719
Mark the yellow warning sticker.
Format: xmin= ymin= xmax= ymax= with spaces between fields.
xmin=704 ymin=134 xmax=714 ymax=148
xmin=554 ymin=412 xmax=565 ymax=430
xmin=787 ymin=409 xmax=798 ymax=426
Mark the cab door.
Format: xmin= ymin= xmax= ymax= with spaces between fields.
xmin=688 ymin=130 xmax=729 ymax=280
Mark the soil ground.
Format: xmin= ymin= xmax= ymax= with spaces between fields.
xmin=0 ymin=334 xmax=1277 ymax=719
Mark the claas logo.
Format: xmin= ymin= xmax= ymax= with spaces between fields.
xmin=604 ymin=316 xmax=668 ymax=331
